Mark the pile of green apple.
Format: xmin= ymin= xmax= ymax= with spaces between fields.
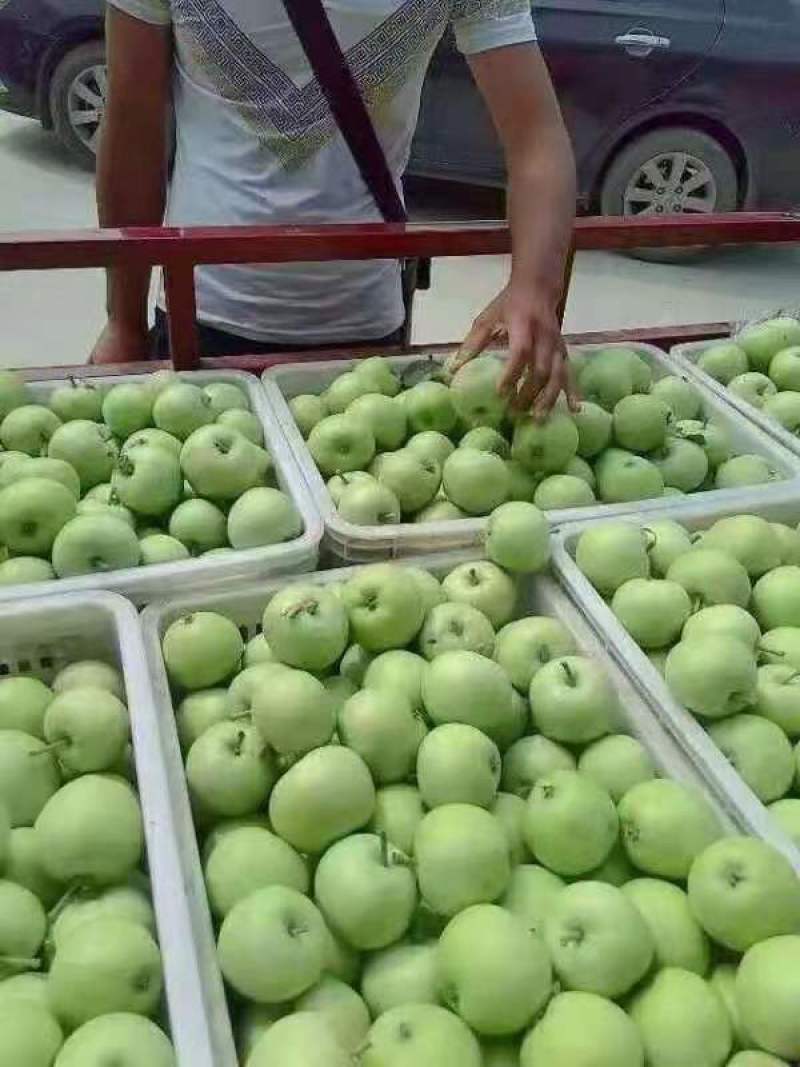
xmin=161 ymin=559 xmax=800 ymax=1067
xmin=0 ymin=369 xmax=302 ymax=586
xmin=286 ymin=351 xmax=781 ymax=528
xmin=695 ymin=315 xmax=800 ymax=436
xmin=576 ymin=513 xmax=800 ymax=832
xmin=0 ymin=658 xmax=176 ymax=1066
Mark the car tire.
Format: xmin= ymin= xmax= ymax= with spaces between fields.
xmin=49 ymin=41 xmax=106 ymax=170
xmin=599 ymin=127 xmax=740 ymax=263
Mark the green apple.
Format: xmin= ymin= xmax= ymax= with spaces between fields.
xmin=355 ymin=356 xmax=401 ymax=397
xmin=152 ymin=382 xmax=213 ymax=439
xmin=101 ymin=384 xmax=153 ymax=438
xmin=218 ymin=884 xmax=327 ymax=1002
xmin=544 ymin=880 xmax=653 ymax=997
xmin=328 ymin=471 xmax=377 ymax=506
xmin=314 ymin=832 xmax=417 ymax=950
xmin=735 ymin=934 xmax=800 ymax=1060
xmin=710 ymin=961 xmax=752 ymax=1050
xmin=572 ymin=401 xmax=613 ymax=458
xmin=263 ymin=583 xmax=347 ymax=671
xmin=377 ymin=449 xmax=440 ymax=514
xmin=438 ymin=903 xmax=552 ymax=1036
xmin=401 ymin=381 xmax=456 ymax=435
xmin=521 ymin=990 xmax=644 ymax=1067
xmin=204 ymin=825 xmax=308 ymax=919
xmin=650 ymin=375 xmax=703 ymax=421
xmin=501 ymin=735 xmax=575 ymax=797
xmin=0 ymin=477 xmax=75 ymax=555
xmin=235 ymin=1002 xmax=289 ymax=1062
xmin=244 ymin=633 xmax=275 ymax=667
xmin=688 ymin=835 xmax=800 ymax=950
xmin=309 ymin=414 xmax=376 ymax=476
xmin=623 ymin=878 xmax=710 ymax=974
xmin=228 ymin=663 xmax=290 ymax=718
xmin=168 ymin=498 xmax=227 ymax=554
xmin=50 ymin=881 xmax=155 ymax=947
xmin=717 ymin=453 xmax=780 ymax=489
xmin=565 ymin=454 xmax=596 ymax=487
xmin=0 ymin=879 xmax=46 ymax=975
xmin=217 ymin=408 xmax=264 ymax=445
xmin=363 ymin=1003 xmax=482 ymax=1067
xmin=577 ymin=734 xmax=656 ymax=802
xmin=595 ymin=448 xmax=664 ymax=502
xmin=511 ymin=413 xmax=579 ymax=474
xmin=584 ymin=838 xmax=635 ymax=886
xmin=667 ymin=549 xmax=751 ymax=607
xmin=347 ymin=394 xmax=407 ymax=451
xmin=729 ymin=371 xmax=777 ymax=408
xmin=613 ymin=394 xmax=670 ymax=452
xmin=324 ymin=372 xmax=373 ymax=415
xmin=43 ymin=687 xmax=128 ymax=774
xmin=269 ymin=746 xmax=375 ymax=854
xmin=772 ymin=522 xmax=800 ymax=565
xmin=252 ymin=668 xmax=335 ymax=756
xmin=419 ymin=602 xmax=495 ymax=660
xmin=0 ymin=1002 xmax=63 ymax=1067
xmin=682 ymin=604 xmax=760 ymax=648
xmin=578 ymin=351 xmax=635 ymax=411
xmin=369 ymin=785 xmax=424 ymax=856
xmin=576 ymin=522 xmax=650 ymax=596
xmin=529 ymin=655 xmax=618 ymax=743
xmin=739 ymin=317 xmax=800 ymax=371
xmin=533 ymin=474 xmax=595 ymax=509
xmin=0 ymin=677 xmax=51 ymax=738
xmin=769 ymin=797 xmax=800 ymax=847
xmin=671 ymin=419 xmax=732 ymax=468
xmin=0 ymin=972 xmax=49 ymax=1011
xmin=77 ymin=499 xmax=137 ymax=530
xmin=0 ymin=404 xmax=61 ymax=456
xmin=413 ymin=498 xmax=467 ymax=522
xmin=4 ymin=826 xmax=61 ymax=906
xmin=726 ymin=1054 xmax=790 ymax=1067
xmin=628 ymin=968 xmax=731 ymax=1067
xmin=247 ymin=1011 xmax=350 ymax=1067
xmin=295 ymin=975 xmax=370 ymax=1052
xmin=338 ymin=480 xmax=402 ymax=525
xmin=35 ymin=775 xmax=142 ymax=885
xmin=0 ymin=456 xmax=80 ymax=498
xmin=52 ymin=1013 xmax=176 ymax=1067
xmin=180 ymin=425 xmax=269 ymax=500
xmin=322 ymin=674 xmax=356 ymax=715
xmin=459 ymin=426 xmax=510 ymax=458
xmin=763 ymin=391 xmax=800 ymax=434
xmin=702 ymin=516 xmax=782 ymax=577
xmin=112 ymin=444 xmax=184 ymax=517
xmin=405 ymin=567 xmax=445 ymax=613
xmin=697 ymin=342 xmax=749 ymax=384
xmin=666 ymin=637 xmax=758 ymax=718
xmin=493 ymin=617 xmax=575 ymax=693
xmin=618 ymin=778 xmax=722 ymax=879
xmin=186 ymin=722 xmax=276 ymax=817
xmin=342 ymin=564 xmax=424 ymax=651
xmin=53 ymin=659 xmax=122 ymax=698
xmin=423 ymin=649 xmax=515 ymax=744
xmin=651 ymin=438 xmax=709 ymax=491
xmin=361 ymin=940 xmax=438 ymax=1015
xmin=753 ymin=566 xmax=800 ymax=629
xmin=49 ymin=917 xmax=161 ymax=1027
xmin=0 ymin=557 xmax=54 ymax=585
xmin=501 ymin=863 xmax=564 ymax=934
xmin=0 ymin=370 xmax=30 ymax=418
xmin=0 ymin=729 xmax=60 ymax=825
xmin=442 ymin=448 xmax=510 ymax=515
xmin=485 ymin=501 xmax=550 ymax=574
xmin=363 ymin=649 xmax=427 ymax=711
xmin=414 ymin=803 xmax=510 ymax=916
xmin=417 ymin=723 xmax=499 ymax=809
xmin=139 ymin=533 xmax=190 ymax=565
xmin=339 ymin=687 xmax=425 ymax=784
xmin=290 ymin=394 xmax=328 ymax=438
xmin=51 ymin=514 xmax=141 ymax=577
xmin=490 ymin=792 xmax=529 ymax=864
xmin=162 ymin=611 xmax=243 ymax=689
xmin=523 ymin=770 xmax=617 ymax=876
xmin=449 ymin=355 xmax=507 ymax=429
xmin=405 ymin=430 xmax=455 ymax=467
xmin=761 ymin=625 xmax=800 ymax=667
xmin=504 ymin=459 xmax=541 ymax=501
xmin=708 ymin=713 xmax=794 ymax=802
xmin=769 ymin=345 xmax=800 ymax=389
xmin=201 ymin=381 xmax=248 ymax=417
xmin=611 ymin=578 xmax=691 ymax=649
xmin=442 ymin=560 xmax=516 ymax=627
xmin=121 ymin=427 xmax=183 ymax=459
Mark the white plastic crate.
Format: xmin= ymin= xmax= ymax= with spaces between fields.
xmin=672 ymin=337 xmax=800 ymax=459
xmin=261 ymin=345 xmax=800 ymax=563
xmin=552 ymin=485 xmax=800 ymax=855
xmin=139 ymin=551 xmax=799 ymax=1067
xmin=1 ymin=370 xmax=322 ymax=604
xmin=0 ymin=591 xmax=214 ymax=1067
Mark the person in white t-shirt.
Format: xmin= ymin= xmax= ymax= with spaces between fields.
xmin=93 ymin=0 xmax=576 ymax=415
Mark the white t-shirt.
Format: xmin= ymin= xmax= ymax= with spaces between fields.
xmin=108 ymin=0 xmax=536 ymax=343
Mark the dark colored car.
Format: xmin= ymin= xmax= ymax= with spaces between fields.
xmin=2 ymin=0 xmax=800 ymax=224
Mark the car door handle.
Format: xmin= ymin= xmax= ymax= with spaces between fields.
xmin=615 ymin=31 xmax=672 ymax=56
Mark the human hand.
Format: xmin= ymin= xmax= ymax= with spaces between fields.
xmin=89 ymin=320 xmax=150 ymax=365
xmin=448 ymin=286 xmax=578 ymax=419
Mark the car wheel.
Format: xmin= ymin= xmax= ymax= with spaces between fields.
xmin=599 ymin=127 xmax=740 ymax=263
xmin=49 ymin=41 xmax=107 ymax=170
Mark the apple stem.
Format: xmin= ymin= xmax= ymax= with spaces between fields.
xmin=32 ymin=739 xmax=68 ymax=755
xmin=641 ymin=528 xmax=656 ymax=550
xmin=561 ymin=661 xmax=577 ymax=687
xmin=47 ymin=881 xmax=86 ymax=923
xmin=379 ymin=831 xmax=390 ymax=868
xmin=0 ymin=957 xmax=41 ymax=971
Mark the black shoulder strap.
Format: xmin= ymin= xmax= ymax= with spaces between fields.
xmin=281 ymin=0 xmax=408 ymax=224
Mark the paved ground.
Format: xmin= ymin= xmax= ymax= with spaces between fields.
xmin=2 ymin=111 xmax=800 ymax=369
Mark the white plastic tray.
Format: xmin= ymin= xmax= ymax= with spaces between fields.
xmin=672 ymin=337 xmax=800 ymax=460
xmin=0 ymin=591 xmax=214 ymax=1067
xmin=2 ymin=370 xmax=322 ymax=604
xmin=140 ymin=551 xmax=800 ymax=1067
xmin=552 ymin=484 xmax=800 ymax=857
xmin=262 ymin=345 xmax=800 ymax=562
